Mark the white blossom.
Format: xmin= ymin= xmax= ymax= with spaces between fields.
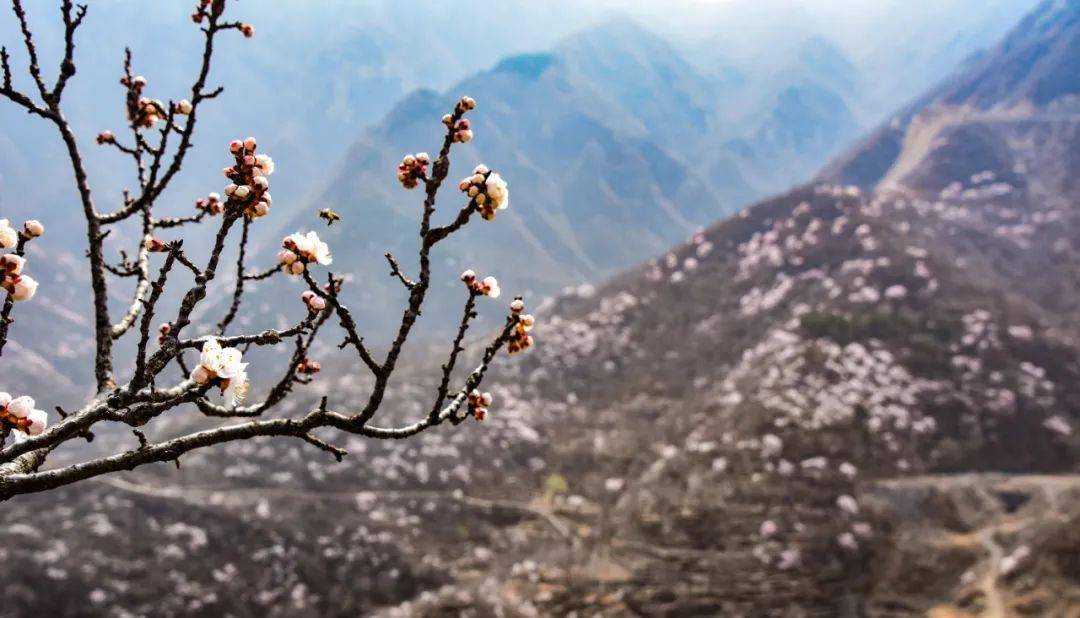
xmin=480 ymin=276 xmax=500 ymax=298
xmin=839 ymin=462 xmax=858 ymax=479
xmin=8 ymin=395 xmax=34 ymax=418
xmin=254 ymin=154 xmax=275 ymax=176
xmin=191 ymin=338 xmax=249 ymax=406
xmin=836 ymin=494 xmax=859 ymax=515
xmin=837 ymin=532 xmax=858 ymax=551
xmin=198 ymin=338 xmax=246 ymax=380
xmin=604 ymin=478 xmax=624 ymax=492
xmin=485 ymin=172 xmax=509 ymax=211
xmin=223 ymin=371 xmax=249 ymax=407
xmin=26 ymin=409 xmax=47 ymax=435
xmin=0 ymin=219 xmax=17 ymax=249
xmin=23 ymin=220 xmax=43 ymax=238
xmin=759 ymin=519 xmax=778 ymax=538
xmin=283 ymin=231 xmax=332 ymax=266
xmin=884 ymin=285 xmax=907 ymax=300
xmin=1043 ymin=415 xmax=1072 ymax=436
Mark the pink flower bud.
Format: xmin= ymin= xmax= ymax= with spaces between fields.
xmin=460 ymin=269 xmax=476 ymax=283
xmin=287 ymin=261 xmax=306 ymax=275
xmin=175 ymin=99 xmax=193 ymax=115
xmin=243 ymin=137 xmax=257 ymax=151
xmin=190 ymin=365 xmax=211 ymax=384
xmin=252 ymin=201 xmax=270 ymax=217
xmin=144 ymin=238 xmax=167 ymax=252
xmin=277 ymin=249 xmax=297 ymax=265
xmin=307 ymin=295 xmax=326 ymax=312
xmin=229 ymin=140 xmax=243 ymax=153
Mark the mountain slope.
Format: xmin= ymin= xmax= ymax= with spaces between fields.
xmin=823 ymin=0 xmax=1080 ymax=190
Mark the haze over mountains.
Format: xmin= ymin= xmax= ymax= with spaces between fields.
xmin=0 ymin=0 xmax=1043 ymax=397
xmin=2 ymin=0 xmax=1078 ymax=614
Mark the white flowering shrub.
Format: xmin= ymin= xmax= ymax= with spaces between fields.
xmin=0 ymin=0 xmax=536 ymax=499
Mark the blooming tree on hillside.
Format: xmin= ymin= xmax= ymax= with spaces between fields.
xmin=0 ymin=0 xmax=534 ymax=499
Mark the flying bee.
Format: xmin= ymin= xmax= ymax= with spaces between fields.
xmin=318 ymin=208 xmax=342 ymax=226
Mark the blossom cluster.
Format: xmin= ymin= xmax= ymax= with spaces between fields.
xmin=0 ymin=393 xmax=46 ymax=437
xmin=224 ymin=137 xmax=275 ymax=219
xmin=396 ymin=152 xmax=430 ymax=189
xmin=458 ymin=164 xmax=509 ymax=221
xmin=120 ymin=75 xmax=166 ymax=129
xmin=190 ymin=338 xmax=249 ymax=406
xmin=0 ymin=219 xmax=41 ymax=302
xmin=507 ymin=297 xmax=535 ymax=354
xmin=296 ymin=358 xmax=321 ymax=376
xmin=460 ymin=270 xmax=500 ymax=298
xmin=443 ymin=96 xmax=476 ymax=142
xmin=194 ymin=192 xmax=223 ymax=216
xmin=467 ymin=389 xmax=493 ymax=421
xmin=278 ymin=231 xmax=332 ymax=275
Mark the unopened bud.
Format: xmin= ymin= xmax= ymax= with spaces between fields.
xmin=23 ymin=220 xmax=43 ymax=238
xmin=190 ymin=365 xmax=211 ymax=385
xmin=145 ymin=237 xmax=168 ymax=252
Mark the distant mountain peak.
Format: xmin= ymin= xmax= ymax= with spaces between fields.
xmin=492 ymin=53 xmax=557 ymax=80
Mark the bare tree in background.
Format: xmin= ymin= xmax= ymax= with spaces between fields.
xmin=0 ymin=0 xmax=534 ymax=500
